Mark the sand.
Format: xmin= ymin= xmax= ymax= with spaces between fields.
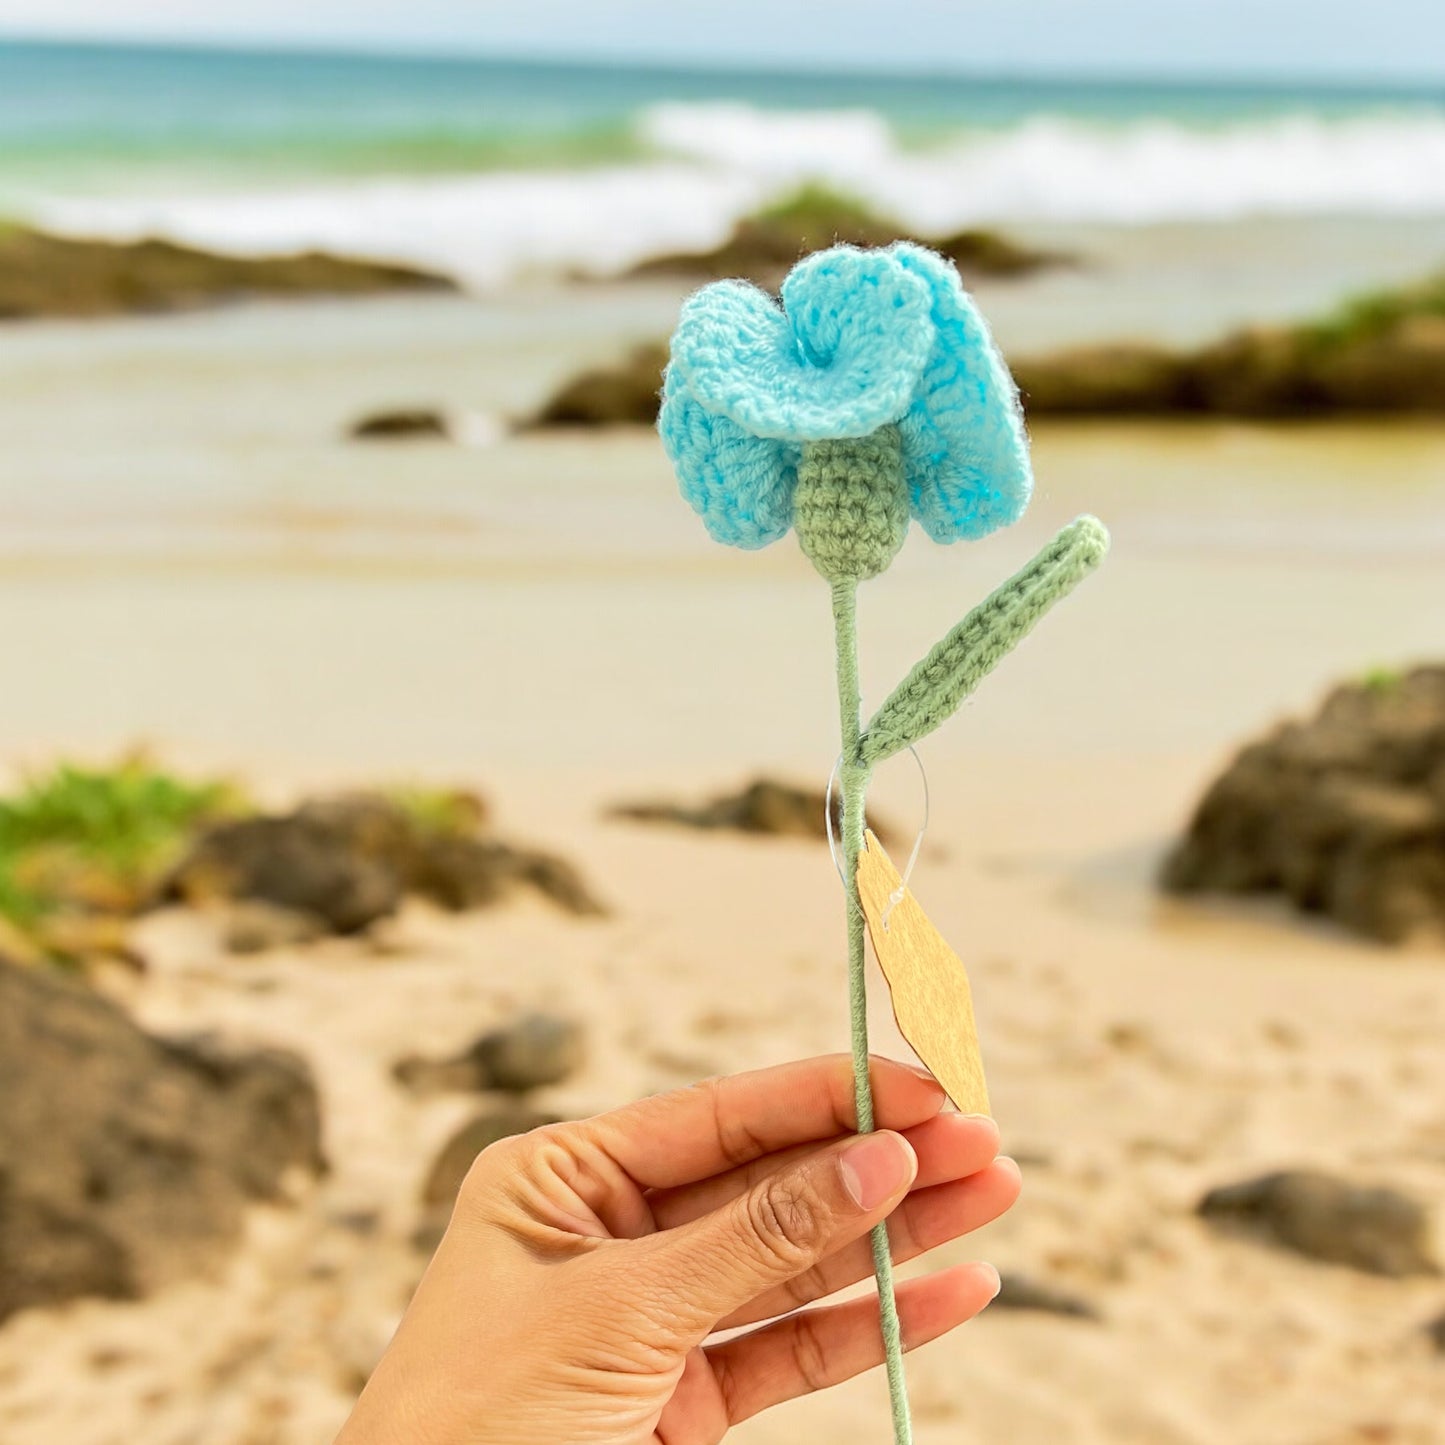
xmin=2 ymin=261 xmax=1445 ymax=1443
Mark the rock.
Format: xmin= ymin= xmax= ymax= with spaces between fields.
xmin=1014 ymin=344 xmax=1196 ymax=415
xmin=413 ymin=1105 xmax=561 ymax=1251
xmin=221 ymin=901 xmax=329 ymax=955
xmin=407 ymin=833 xmax=605 ymax=916
xmin=395 ymin=1012 xmax=584 ymax=1094
xmin=0 ymin=957 xmax=324 ymax=1321
xmin=528 ymin=343 xmax=668 ymax=429
xmin=610 ymin=776 xmax=893 ymax=845
xmin=166 ymin=791 xmax=603 ymax=933
xmin=0 ymin=226 xmax=455 ymax=322
xmin=349 ymin=408 xmax=451 ymax=441
xmin=1197 ymin=1169 xmax=1440 ymax=1277
xmin=166 ymin=811 xmax=404 ymax=934
xmin=1015 ymin=271 xmax=1445 ymax=417
xmin=621 ymin=185 xmax=1067 ymax=292
xmin=469 ymin=1012 xmax=585 ymax=1091
xmin=994 ymin=1272 xmax=1101 ymax=1320
xmin=1162 ymin=666 xmax=1445 ymax=942
xmin=933 ymin=227 xmax=1067 ymax=280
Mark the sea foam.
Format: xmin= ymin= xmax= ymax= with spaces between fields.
xmin=22 ymin=103 xmax=1445 ymax=287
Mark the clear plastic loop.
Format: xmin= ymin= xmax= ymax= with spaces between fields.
xmin=825 ymin=746 xmax=930 ymax=932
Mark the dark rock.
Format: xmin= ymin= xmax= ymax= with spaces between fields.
xmin=222 ymin=901 xmax=329 ymax=954
xmin=468 ymin=1012 xmax=584 ymax=1092
xmin=408 ymin=834 xmax=605 ymax=916
xmin=1162 ymin=666 xmax=1445 ymax=942
xmin=1015 ymin=272 xmax=1445 ymax=417
xmin=621 ymin=185 xmax=1067 ymax=293
xmin=0 ymin=957 xmax=324 ymax=1321
xmin=1013 ymin=345 xmax=1197 ymax=415
xmin=994 ymin=1272 xmax=1101 ymax=1320
xmin=528 ymin=343 xmax=668 ymax=429
xmin=349 ymin=409 xmax=451 ymax=441
xmin=498 ymin=847 xmax=607 ymax=916
xmin=166 ymin=811 xmax=404 ymax=934
xmin=0 ymin=226 xmax=455 ymax=322
xmin=394 ymin=1012 xmax=584 ymax=1094
xmin=413 ymin=1105 xmax=561 ymax=1251
xmin=1197 ymin=1169 xmax=1439 ymax=1277
xmin=166 ymin=791 xmax=603 ymax=933
xmin=610 ymin=776 xmax=893 ymax=845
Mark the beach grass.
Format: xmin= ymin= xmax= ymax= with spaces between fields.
xmin=0 ymin=758 xmax=243 ymax=957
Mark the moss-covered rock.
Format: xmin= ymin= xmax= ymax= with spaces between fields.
xmin=1015 ymin=272 xmax=1445 ymax=416
xmin=0 ymin=764 xmax=602 ymax=968
xmin=624 ymin=184 xmax=1066 ymax=291
xmin=0 ymin=759 xmax=243 ymax=968
xmin=0 ymin=226 xmax=455 ymax=320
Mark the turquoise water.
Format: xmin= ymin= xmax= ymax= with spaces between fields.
xmin=4 ymin=39 xmax=1443 ymax=284
xmin=3 ymin=38 xmax=1441 ymax=189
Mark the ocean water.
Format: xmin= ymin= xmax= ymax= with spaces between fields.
xmin=2 ymin=39 xmax=1444 ymax=284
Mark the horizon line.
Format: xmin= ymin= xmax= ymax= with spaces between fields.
xmin=3 ymin=28 xmax=1444 ymax=94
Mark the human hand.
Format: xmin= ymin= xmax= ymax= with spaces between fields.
xmin=335 ymin=1054 xmax=1020 ymax=1445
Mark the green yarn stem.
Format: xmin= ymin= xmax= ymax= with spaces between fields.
xmin=831 ymin=578 xmax=914 ymax=1445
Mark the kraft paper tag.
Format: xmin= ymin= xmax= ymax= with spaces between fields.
xmin=856 ymin=829 xmax=990 ymax=1116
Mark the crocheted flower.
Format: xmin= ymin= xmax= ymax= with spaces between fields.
xmin=658 ymin=242 xmax=1033 ymax=551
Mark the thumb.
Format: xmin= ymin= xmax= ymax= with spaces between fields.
xmin=637 ymin=1130 xmax=917 ymax=1335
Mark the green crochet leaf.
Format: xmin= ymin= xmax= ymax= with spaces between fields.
xmin=858 ymin=514 xmax=1109 ymax=768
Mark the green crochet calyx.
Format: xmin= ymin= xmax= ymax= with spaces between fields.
xmin=795 ymin=428 xmax=909 ymax=583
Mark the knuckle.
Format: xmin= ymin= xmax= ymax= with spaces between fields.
xmin=746 ymin=1173 xmax=828 ymax=1270
xmin=456 ymin=1122 xmax=562 ymax=1209
xmin=790 ymin=1309 xmax=833 ymax=1394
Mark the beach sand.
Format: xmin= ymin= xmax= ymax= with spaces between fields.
xmin=2 ymin=259 xmax=1445 ymax=1443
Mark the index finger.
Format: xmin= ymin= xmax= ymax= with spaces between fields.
xmin=588 ymin=1054 xmax=948 ymax=1190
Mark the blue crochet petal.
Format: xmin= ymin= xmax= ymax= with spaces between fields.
xmin=658 ymin=364 xmax=797 ymax=549
xmin=890 ymin=242 xmax=1033 ymax=543
xmin=669 ymin=248 xmax=934 ymax=443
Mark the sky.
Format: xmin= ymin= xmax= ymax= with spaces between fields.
xmin=0 ymin=0 xmax=1441 ymax=81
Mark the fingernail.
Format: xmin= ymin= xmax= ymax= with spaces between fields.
xmin=995 ymin=1154 xmax=1022 ymax=1181
xmin=980 ymin=1262 xmax=1002 ymax=1299
xmin=839 ymin=1132 xmax=915 ymax=1211
xmin=963 ymin=1113 xmax=994 ymax=1125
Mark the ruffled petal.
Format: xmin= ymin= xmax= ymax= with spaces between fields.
xmin=670 ymin=248 xmax=934 ymax=442
xmin=890 ymin=242 xmax=1033 ymax=543
xmin=658 ymin=363 xmax=797 ymax=549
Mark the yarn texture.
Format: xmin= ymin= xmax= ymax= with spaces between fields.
xmin=795 ymin=428 xmax=908 ymax=582
xmin=860 ymin=515 xmax=1110 ymax=766
xmin=659 ymin=242 xmax=1033 ymax=555
xmin=654 ymin=243 xmax=1108 ymax=1445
